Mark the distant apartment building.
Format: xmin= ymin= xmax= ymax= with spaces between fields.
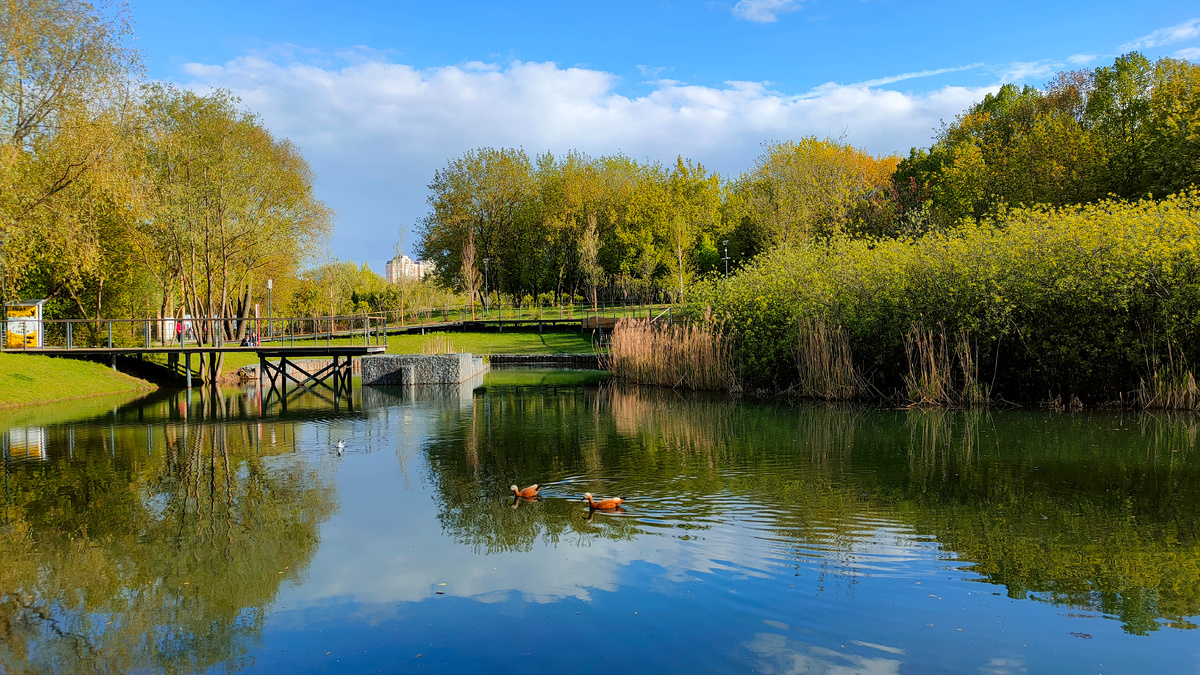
xmin=385 ymin=254 xmax=436 ymax=283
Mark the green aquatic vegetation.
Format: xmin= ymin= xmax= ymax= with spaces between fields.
xmin=691 ymin=191 xmax=1200 ymax=402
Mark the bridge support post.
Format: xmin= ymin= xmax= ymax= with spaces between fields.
xmin=279 ymin=358 xmax=287 ymax=412
xmin=185 ymin=353 xmax=192 ymax=389
xmin=332 ymin=356 xmax=340 ymax=409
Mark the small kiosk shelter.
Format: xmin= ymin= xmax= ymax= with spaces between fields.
xmin=4 ymin=299 xmax=46 ymax=349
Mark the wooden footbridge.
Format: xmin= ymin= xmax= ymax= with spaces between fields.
xmin=1 ymin=315 xmax=386 ymax=404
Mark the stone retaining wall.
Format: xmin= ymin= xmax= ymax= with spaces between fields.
xmin=488 ymin=353 xmax=603 ymax=368
xmin=361 ymin=353 xmax=489 ymax=385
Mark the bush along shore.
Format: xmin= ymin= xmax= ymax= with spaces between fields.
xmin=607 ymin=192 xmax=1200 ymax=409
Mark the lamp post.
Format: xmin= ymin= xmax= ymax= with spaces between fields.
xmin=266 ymin=278 xmax=273 ymax=338
xmin=482 ymin=258 xmax=490 ymax=318
xmin=722 ymin=240 xmax=731 ymax=278
xmin=0 ymin=233 xmax=7 ymax=336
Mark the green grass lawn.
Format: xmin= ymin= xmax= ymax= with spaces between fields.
xmin=0 ymin=353 xmax=156 ymax=408
xmin=213 ymin=330 xmax=600 ymax=372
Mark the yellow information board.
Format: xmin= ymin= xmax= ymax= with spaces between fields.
xmin=4 ymin=300 xmax=45 ymax=349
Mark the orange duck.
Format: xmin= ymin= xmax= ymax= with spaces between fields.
xmin=511 ymin=484 xmax=542 ymax=499
xmin=583 ymin=492 xmax=624 ymax=510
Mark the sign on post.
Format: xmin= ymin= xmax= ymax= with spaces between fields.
xmin=4 ymin=299 xmax=46 ymax=349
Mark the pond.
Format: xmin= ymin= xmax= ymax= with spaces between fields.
xmin=1 ymin=369 xmax=1198 ymax=673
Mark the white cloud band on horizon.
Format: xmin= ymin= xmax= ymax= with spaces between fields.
xmin=178 ymin=55 xmax=993 ymax=265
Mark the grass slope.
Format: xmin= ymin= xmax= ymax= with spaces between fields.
xmin=0 ymin=353 xmax=156 ymax=408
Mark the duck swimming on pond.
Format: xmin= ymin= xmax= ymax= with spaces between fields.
xmin=511 ymin=484 xmax=541 ymax=499
xmin=335 ymin=440 xmax=345 ymax=455
xmin=583 ymin=492 xmax=624 ymax=510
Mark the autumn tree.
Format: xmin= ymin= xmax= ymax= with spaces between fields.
xmin=0 ymin=0 xmax=142 ymax=317
xmin=460 ymin=229 xmax=481 ymax=320
xmin=134 ymin=85 xmax=330 ymax=382
xmin=726 ymin=138 xmax=898 ymax=250
xmin=579 ymin=213 xmax=603 ymax=314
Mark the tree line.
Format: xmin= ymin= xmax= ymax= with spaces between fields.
xmin=416 ymin=140 xmax=896 ymax=311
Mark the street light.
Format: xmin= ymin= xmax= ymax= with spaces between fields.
xmin=722 ymin=240 xmax=731 ymax=278
xmin=0 ymin=233 xmax=8 ymax=337
xmin=482 ymin=258 xmax=490 ymax=317
xmin=266 ymin=278 xmax=273 ymax=338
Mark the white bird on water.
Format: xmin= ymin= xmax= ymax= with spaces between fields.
xmin=335 ymin=439 xmax=345 ymax=456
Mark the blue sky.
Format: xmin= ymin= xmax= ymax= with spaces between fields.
xmin=130 ymin=1 xmax=1200 ymax=269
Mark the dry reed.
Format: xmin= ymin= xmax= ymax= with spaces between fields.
xmin=604 ymin=319 xmax=736 ymax=391
xmin=420 ymin=334 xmax=458 ymax=355
xmin=904 ymin=323 xmax=990 ymax=407
xmin=1138 ymin=344 xmax=1200 ymax=410
xmin=796 ymin=316 xmax=866 ymax=400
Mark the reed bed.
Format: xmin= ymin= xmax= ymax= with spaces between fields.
xmin=1138 ymin=345 xmax=1200 ymax=410
xmin=796 ymin=316 xmax=866 ymax=400
xmin=420 ymin=334 xmax=458 ymax=355
xmin=904 ymin=323 xmax=990 ymax=407
xmin=605 ymin=319 xmax=736 ymax=391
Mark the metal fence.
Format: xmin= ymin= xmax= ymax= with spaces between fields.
xmin=0 ymin=301 xmax=675 ymax=352
xmin=0 ymin=314 xmax=389 ymax=351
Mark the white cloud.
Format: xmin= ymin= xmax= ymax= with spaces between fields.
xmin=1066 ymin=53 xmax=1097 ymax=66
xmin=732 ymin=0 xmax=802 ymax=23
xmin=1121 ymin=18 xmax=1200 ymax=50
xmin=856 ymin=63 xmax=983 ymax=87
xmin=178 ymin=55 xmax=991 ymax=265
xmin=998 ymin=60 xmax=1056 ymax=83
xmin=1176 ymin=46 xmax=1200 ymax=60
xmin=745 ymin=632 xmax=902 ymax=675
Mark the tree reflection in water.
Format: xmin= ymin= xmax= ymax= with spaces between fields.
xmin=424 ymin=382 xmax=1200 ymax=635
xmin=0 ymin=389 xmax=336 ymax=673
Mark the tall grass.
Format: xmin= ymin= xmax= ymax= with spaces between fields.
xmin=420 ymin=334 xmax=458 ymax=355
xmin=904 ymin=323 xmax=990 ymax=407
xmin=796 ymin=317 xmax=865 ymax=400
xmin=1138 ymin=345 xmax=1200 ymax=410
xmin=605 ymin=319 xmax=736 ymax=391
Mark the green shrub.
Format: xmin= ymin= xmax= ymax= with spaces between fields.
xmin=689 ymin=191 xmax=1200 ymax=401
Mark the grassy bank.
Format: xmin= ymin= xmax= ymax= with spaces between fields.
xmin=0 ymin=354 xmax=156 ymax=408
xmin=688 ymin=191 xmax=1200 ymax=403
xmin=160 ymin=331 xmax=601 ymax=375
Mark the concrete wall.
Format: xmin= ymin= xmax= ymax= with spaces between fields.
xmin=361 ymin=353 xmax=489 ymax=385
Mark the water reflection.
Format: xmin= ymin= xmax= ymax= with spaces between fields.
xmin=0 ymin=389 xmax=336 ymax=673
xmin=419 ymin=383 xmax=1200 ymax=635
xmin=2 ymin=373 xmax=1199 ymax=673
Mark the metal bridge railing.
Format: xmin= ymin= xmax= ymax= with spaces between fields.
xmin=1 ymin=301 xmax=677 ymax=352
xmin=0 ymin=314 xmax=391 ymax=352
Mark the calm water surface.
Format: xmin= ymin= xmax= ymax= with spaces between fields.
xmin=1 ymin=369 xmax=1198 ymax=673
